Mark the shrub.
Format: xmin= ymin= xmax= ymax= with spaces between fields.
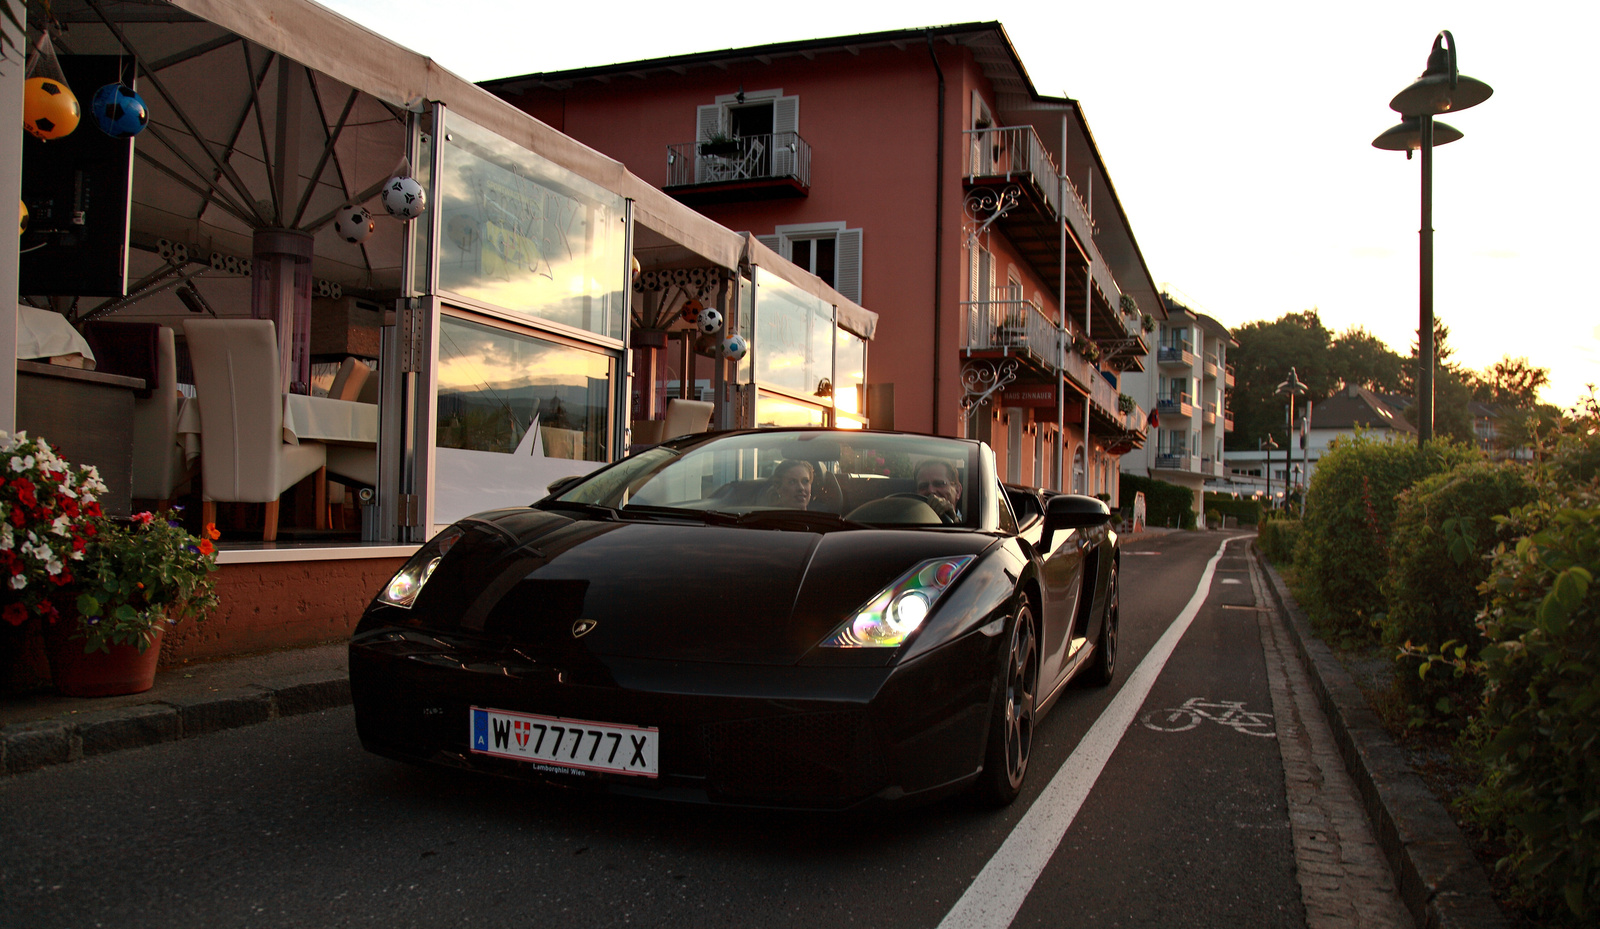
xmin=1205 ymin=493 xmax=1262 ymax=526
xmin=1120 ymin=473 xmax=1195 ymax=530
xmin=1380 ymin=460 xmax=1535 ymax=726
xmin=1297 ymin=432 xmax=1477 ymax=638
xmin=1257 ymin=518 xmax=1301 ymax=564
xmin=1471 ymin=396 xmax=1600 ymax=920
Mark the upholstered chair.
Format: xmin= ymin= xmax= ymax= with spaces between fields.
xmin=662 ymin=398 xmax=714 ymax=439
xmin=183 ymin=319 xmax=327 ymax=542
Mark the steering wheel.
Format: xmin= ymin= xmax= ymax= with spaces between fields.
xmin=887 ymin=492 xmax=957 ymax=525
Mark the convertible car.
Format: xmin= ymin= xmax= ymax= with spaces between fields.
xmin=350 ymin=429 xmax=1120 ymax=810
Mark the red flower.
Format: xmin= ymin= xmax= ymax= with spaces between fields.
xmin=132 ymin=511 xmax=155 ymax=526
xmin=2 ymin=601 xmax=26 ymax=626
xmin=84 ymin=501 xmax=103 ymax=518
xmin=9 ymin=506 xmax=25 ymax=528
xmin=12 ymin=479 xmax=37 ymax=508
xmin=204 ymin=523 xmax=221 ymax=541
xmin=198 ymin=538 xmax=214 ymax=556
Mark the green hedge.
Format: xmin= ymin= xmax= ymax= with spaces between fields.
xmin=1380 ymin=461 xmax=1535 ymax=726
xmin=1120 ymin=473 xmax=1196 ymax=530
xmin=1472 ymin=399 xmax=1600 ymax=921
xmin=1296 ymin=434 xmax=1477 ymax=639
xmin=1257 ymin=518 xmax=1301 ymax=564
xmin=1204 ymin=493 xmax=1262 ymax=526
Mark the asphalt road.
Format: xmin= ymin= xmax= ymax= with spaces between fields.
xmin=0 ymin=531 xmax=1403 ymax=929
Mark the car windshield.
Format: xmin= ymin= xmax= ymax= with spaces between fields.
xmin=548 ymin=431 xmax=979 ymax=528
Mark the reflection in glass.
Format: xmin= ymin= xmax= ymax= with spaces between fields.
xmin=756 ymin=393 xmax=826 ymax=428
xmin=437 ymin=115 xmax=624 ymax=340
xmin=436 ymin=315 xmax=612 ymax=461
xmin=753 ymin=267 xmax=832 ymax=398
xmin=835 ymin=329 xmax=866 ymax=416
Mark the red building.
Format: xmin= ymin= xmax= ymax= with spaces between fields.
xmin=485 ymin=22 xmax=1161 ymax=496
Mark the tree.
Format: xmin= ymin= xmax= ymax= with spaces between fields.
xmin=1328 ymin=326 xmax=1406 ymax=393
xmin=1226 ymin=310 xmax=1336 ymax=451
xmin=1471 ymin=356 xmax=1550 ymax=408
xmin=1399 ymin=318 xmax=1476 ymax=445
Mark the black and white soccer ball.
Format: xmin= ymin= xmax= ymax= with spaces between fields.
xmin=381 ymin=175 xmax=427 ymax=220
xmin=697 ymin=308 xmax=724 ymax=335
xmin=333 ymin=207 xmax=375 ymax=244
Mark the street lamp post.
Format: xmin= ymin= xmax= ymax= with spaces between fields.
xmin=1372 ymin=30 xmax=1492 ymax=446
xmin=1276 ymin=368 xmax=1307 ymax=512
xmin=1259 ymin=435 xmax=1279 ymax=509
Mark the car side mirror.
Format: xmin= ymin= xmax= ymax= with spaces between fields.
xmin=1041 ymin=494 xmax=1111 ymax=550
xmin=545 ymin=475 xmax=585 ymax=497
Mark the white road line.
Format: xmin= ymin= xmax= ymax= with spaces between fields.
xmin=936 ymin=537 xmax=1234 ymax=929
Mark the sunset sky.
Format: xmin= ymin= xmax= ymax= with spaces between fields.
xmin=323 ymin=0 xmax=1597 ymax=408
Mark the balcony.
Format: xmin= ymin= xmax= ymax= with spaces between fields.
xmin=1157 ymin=392 xmax=1194 ymax=419
xmin=1203 ymin=401 xmax=1217 ymax=426
xmin=963 ymin=126 xmax=1130 ymax=345
xmin=1224 ymin=364 xmax=1236 ymax=389
xmin=1203 ymin=356 xmax=1219 ymax=380
xmin=1224 ymin=412 xmax=1235 ymax=433
xmin=664 ymin=132 xmax=810 ymax=205
xmin=1154 ymin=452 xmax=1194 ymax=473
xmin=1157 ymin=341 xmax=1195 ymax=368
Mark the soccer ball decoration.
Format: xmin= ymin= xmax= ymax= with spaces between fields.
xmin=89 ymin=83 xmax=148 ymax=138
xmin=23 ymin=77 xmax=81 ymax=141
xmin=380 ymin=175 xmax=426 ymax=220
xmin=697 ymin=307 xmax=723 ymax=335
xmin=333 ymin=207 xmax=375 ymax=244
xmin=679 ymin=298 xmax=703 ymax=325
xmin=720 ymin=334 xmax=749 ymax=362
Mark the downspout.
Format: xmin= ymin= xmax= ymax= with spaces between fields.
xmin=926 ymin=33 xmax=945 ymax=435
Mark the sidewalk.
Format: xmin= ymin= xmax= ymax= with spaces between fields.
xmin=0 ymin=640 xmax=349 ymax=776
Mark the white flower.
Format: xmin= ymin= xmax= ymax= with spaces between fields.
xmin=0 ymin=523 xmax=12 ymax=550
xmin=59 ymin=485 xmax=77 ymax=500
xmin=45 ymin=557 xmax=62 ymax=576
xmin=50 ymin=514 xmax=71 ymax=537
xmin=8 ymin=455 xmax=26 ymax=473
xmin=9 ymin=575 xmax=25 ymax=590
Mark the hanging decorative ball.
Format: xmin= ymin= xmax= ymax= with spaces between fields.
xmin=19 ymin=200 xmax=28 ymax=236
xmin=89 ymin=83 xmax=148 ymax=138
xmin=332 ymin=206 xmax=375 ymax=244
xmin=380 ymin=175 xmax=427 ymax=219
xmin=679 ymin=297 xmax=703 ymax=325
xmin=23 ymin=77 xmax=81 ymax=140
xmin=720 ymin=333 xmax=749 ymax=362
xmin=697 ymin=307 xmax=724 ymax=335
xmin=630 ymin=255 xmax=641 ymax=280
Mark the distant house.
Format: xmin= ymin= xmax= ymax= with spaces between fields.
xmin=1217 ymin=384 xmax=1415 ymax=504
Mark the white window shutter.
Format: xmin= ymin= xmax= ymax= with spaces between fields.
xmin=695 ymin=105 xmax=725 ymax=183
xmin=834 ymin=227 xmax=862 ymax=305
xmin=772 ymin=95 xmax=799 ymax=177
xmin=755 ymin=234 xmax=782 ymax=254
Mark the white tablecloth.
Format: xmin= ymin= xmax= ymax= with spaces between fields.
xmin=175 ymin=393 xmax=377 ymax=463
xmin=16 ymin=305 xmax=95 ymax=362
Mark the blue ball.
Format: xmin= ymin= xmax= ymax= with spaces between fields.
xmin=90 ymin=83 xmax=148 ymax=139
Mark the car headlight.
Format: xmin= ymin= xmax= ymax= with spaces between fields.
xmin=377 ymin=525 xmax=465 ymax=609
xmin=820 ymin=556 xmax=976 ymax=648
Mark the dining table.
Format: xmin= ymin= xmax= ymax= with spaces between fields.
xmin=176 ymin=392 xmax=378 ymax=464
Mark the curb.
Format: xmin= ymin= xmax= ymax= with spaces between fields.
xmin=1256 ymin=549 xmax=1507 ymax=929
xmin=0 ymin=674 xmax=351 ymax=777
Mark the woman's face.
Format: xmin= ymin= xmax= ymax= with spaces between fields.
xmin=773 ymin=465 xmax=813 ymax=508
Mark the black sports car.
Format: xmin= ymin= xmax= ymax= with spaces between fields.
xmin=350 ymin=429 xmax=1120 ymax=810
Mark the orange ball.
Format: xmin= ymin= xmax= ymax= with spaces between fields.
xmin=18 ymin=199 xmax=27 ymax=236
xmin=24 ymin=77 xmax=80 ymax=140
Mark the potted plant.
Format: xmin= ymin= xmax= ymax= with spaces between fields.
xmin=0 ymin=431 xmax=220 ymax=695
xmin=698 ymin=132 xmax=741 ymax=157
xmin=1118 ymin=393 xmax=1136 ymax=414
xmin=1141 ymin=313 xmax=1155 ymax=333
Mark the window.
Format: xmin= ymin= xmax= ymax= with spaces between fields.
xmin=756 ymin=222 xmax=863 ymax=304
xmin=698 ymin=89 xmax=799 ymax=180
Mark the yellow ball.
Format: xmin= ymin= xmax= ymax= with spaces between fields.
xmin=18 ymin=200 xmax=27 ymax=236
xmin=24 ymin=77 xmax=81 ymax=140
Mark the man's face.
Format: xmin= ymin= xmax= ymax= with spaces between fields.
xmin=775 ymin=467 xmax=812 ymax=508
xmin=916 ymin=466 xmax=960 ymax=507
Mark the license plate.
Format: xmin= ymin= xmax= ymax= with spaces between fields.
xmin=470 ymin=707 xmax=659 ymax=778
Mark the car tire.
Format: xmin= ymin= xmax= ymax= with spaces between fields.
xmin=1084 ymin=563 xmax=1118 ymax=688
xmin=973 ymin=602 xmax=1037 ymax=807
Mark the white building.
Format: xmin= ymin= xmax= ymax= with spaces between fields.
xmin=1120 ymin=296 xmax=1235 ymax=527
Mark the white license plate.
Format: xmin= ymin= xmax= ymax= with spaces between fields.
xmin=469 ymin=707 xmax=659 ymax=778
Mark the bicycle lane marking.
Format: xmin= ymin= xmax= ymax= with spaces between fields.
xmin=936 ymin=535 xmax=1235 ymax=929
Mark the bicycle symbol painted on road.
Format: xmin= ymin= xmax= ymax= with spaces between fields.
xmin=1141 ymin=697 xmax=1276 ymax=738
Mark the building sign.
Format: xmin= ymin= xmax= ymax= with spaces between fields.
xmin=998 ymin=385 xmax=1057 ymax=407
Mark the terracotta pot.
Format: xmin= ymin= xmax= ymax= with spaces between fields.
xmin=43 ymin=619 xmax=164 ymax=697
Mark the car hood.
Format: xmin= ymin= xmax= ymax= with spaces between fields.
xmin=410 ymin=509 xmax=994 ymax=665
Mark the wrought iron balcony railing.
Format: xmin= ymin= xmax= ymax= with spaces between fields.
xmin=963 ymin=297 xmax=1059 ymax=360
xmin=665 ymin=132 xmax=812 ymax=188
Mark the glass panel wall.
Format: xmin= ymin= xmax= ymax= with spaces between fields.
xmin=437 ymin=114 xmax=626 ymax=340
xmin=436 ymin=315 xmax=612 ymax=462
xmin=834 ymin=329 xmax=866 ymax=420
xmin=753 ymin=266 xmax=832 ymax=399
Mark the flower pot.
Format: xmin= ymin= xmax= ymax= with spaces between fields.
xmin=43 ymin=620 xmax=164 ymax=697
